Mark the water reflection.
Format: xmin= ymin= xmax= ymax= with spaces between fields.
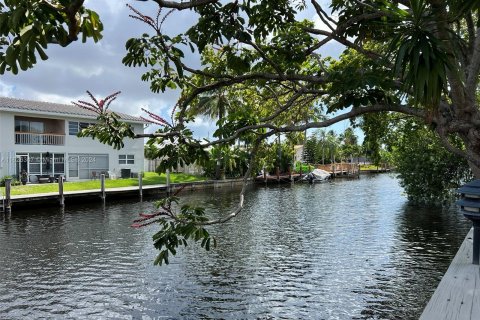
xmin=354 ymin=202 xmax=470 ymax=320
xmin=0 ymin=175 xmax=470 ymax=319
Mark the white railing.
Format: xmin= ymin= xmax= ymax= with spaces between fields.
xmin=15 ymin=132 xmax=65 ymax=145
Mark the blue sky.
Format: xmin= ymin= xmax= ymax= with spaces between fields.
xmin=0 ymin=1 xmax=361 ymax=142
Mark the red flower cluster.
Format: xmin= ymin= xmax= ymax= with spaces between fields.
xmin=131 ymin=212 xmax=166 ymax=228
xmin=127 ymin=4 xmax=158 ymax=30
xmin=72 ymin=90 xmax=121 ymax=114
xmin=141 ymin=108 xmax=172 ymax=127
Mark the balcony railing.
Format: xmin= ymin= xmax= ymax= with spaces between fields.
xmin=15 ymin=132 xmax=65 ymax=145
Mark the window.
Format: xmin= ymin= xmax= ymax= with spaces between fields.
xmin=119 ymin=154 xmax=134 ymax=165
xmin=41 ymin=152 xmax=52 ymax=174
xmin=15 ymin=119 xmax=44 ymax=133
xmin=69 ymin=121 xmax=94 ymax=135
xmin=28 ymin=153 xmax=41 ymax=175
xmin=69 ymin=153 xmax=108 ymax=179
xmin=79 ymin=122 xmax=90 ymax=129
xmin=15 ymin=120 xmax=29 ymax=132
xmin=53 ymin=153 xmax=65 ymax=174
xmin=69 ymin=121 xmax=79 ymax=135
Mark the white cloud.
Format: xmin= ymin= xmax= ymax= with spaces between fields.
xmin=33 ymin=92 xmax=76 ymax=105
xmin=71 ymin=65 xmax=105 ymax=78
xmin=86 ymin=0 xmax=125 ymax=16
xmin=0 ymin=81 xmax=16 ymax=97
xmin=313 ymin=13 xmax=338 ymax=33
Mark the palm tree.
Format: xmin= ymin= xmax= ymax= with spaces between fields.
xmin=187 ymin=90 xmax=232 ymax=121
xmin=188 ymin=89 xmax=237 ymax=179
xmin=325 ymin=130 xmax=340 ymax=164
xmin=340 ymin=127 xmax=359 ymax=163
xmin=314 ymin=129 xmax=328 ymax=164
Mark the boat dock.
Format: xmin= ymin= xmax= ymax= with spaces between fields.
xmin=0 ymin=179 xmax=246 ymax=211
xmin=315 ymin=163 xmax=360 ymax=178
xmin=420 ymin=227 xmax=480 ymax=319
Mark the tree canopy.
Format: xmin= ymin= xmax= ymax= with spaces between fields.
xmin=124 ymin=0 xmax=480 ymax=184
xmin=0 ymin=0 xmax=102 ymax=74
xmin=3 ymin=0 xmax=480 ymax=263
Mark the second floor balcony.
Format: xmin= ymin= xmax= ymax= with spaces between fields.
xmin=14 ymin=116 xmax=65 ymax=146
xmin=15 ymin=132 xmax=65 ymax=145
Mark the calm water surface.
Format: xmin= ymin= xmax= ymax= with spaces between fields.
xmin=0 ymin=174 xmax=470 ymax=319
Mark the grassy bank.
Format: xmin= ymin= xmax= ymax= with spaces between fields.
xmin=359 ymin=164 xmax=391 ymax=171
xmin=1 ymin=172 xmax=206 ymax=196
xmin=359 ymin=164 xmax=381 ymax=171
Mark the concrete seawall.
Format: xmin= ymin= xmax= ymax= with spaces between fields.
xmin=1 ymin=179 xmax=248 ymax=210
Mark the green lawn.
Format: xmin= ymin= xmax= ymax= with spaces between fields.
xmin=359 ymin=164 xmax=382 ymax=171
xmin=1 ymin=172 xmax=206 ymax=196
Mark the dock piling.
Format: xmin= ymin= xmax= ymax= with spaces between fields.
xmin=100 ymin=174 xmax=106 ymax=202
xmin=139 ymin=172 xmax=143 ymax=199
xmin=5 ymin=178 xmax=11 ymax=213
xmin=166 ymin=169 xmax=171 ymax=194
xmin=59 ymin=175 xmax=64 ymax=207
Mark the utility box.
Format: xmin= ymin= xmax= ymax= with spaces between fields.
xmin=120 ymin=168 xmax=131 ymax=179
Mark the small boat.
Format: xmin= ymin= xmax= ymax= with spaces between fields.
xmin=302 ymin=169 xmax=331 ymax=183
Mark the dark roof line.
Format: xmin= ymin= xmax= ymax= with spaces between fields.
xmin=0 ymin=96 xmax=143 ymax=122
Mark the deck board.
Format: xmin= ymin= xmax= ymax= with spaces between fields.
xmin=421 ymin=228 xmax=480 ymax=320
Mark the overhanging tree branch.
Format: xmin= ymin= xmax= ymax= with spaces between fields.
xmin=135 ymin=103 xmax=425 ymax=150
xmin=436 ymin=128 xmax=480 ymax=168
xmin=202 ymin=138 xmax=262 ymax=225
xmin=150 ymin=0 xmax=219 ymax=10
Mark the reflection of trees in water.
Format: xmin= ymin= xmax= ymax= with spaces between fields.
xmin=356 ymin=203 xmax=470 ymax=320
xmin=177 ymin=184 xmax=320 ymax=318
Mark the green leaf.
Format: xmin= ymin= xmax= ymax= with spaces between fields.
xmin=35 ymin=43 xmax=48 ymax=60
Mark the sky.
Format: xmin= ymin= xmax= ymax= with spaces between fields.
xmin=0 ymin=0 xmax=356 ymax=140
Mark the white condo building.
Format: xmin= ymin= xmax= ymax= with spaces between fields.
xmin=0 ymin=97 xmax=145 ymax=182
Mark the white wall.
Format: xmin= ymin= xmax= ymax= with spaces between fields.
xmin=0 ymin=112 xmax=16 ymax=177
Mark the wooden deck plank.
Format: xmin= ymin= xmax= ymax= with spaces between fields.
xmin=421 ymin=228 xmax=480 ymax=320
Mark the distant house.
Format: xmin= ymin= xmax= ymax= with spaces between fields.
xmin=294 ymin=145 xmax=304 ymax=163
xmin=0 ymin=97 xmax=144 ymax=182
xmin=144 ymin=158 xmax=204 ymax=175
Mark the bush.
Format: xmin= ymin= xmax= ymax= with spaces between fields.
xmin=392 ymin=121 xmax=472 ymax=204
xmin=294 ymin=162 xmax=314 ymax=173
xmin=0 ymin=176 xmax=20 ymax=187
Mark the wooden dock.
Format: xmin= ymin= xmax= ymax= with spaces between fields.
xmin=0 ymin=179 xmax=246 ymax=211
xmin=315 ymin=163 xmax=360 ymax=178
xmin=420 ymin=228 xmax=480 ymax=320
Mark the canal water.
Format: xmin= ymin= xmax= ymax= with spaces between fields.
xmin=0 ymin=174 xmax=470 ymax=319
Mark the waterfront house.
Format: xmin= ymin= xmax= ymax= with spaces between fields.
xmin=0 ymin=97 xmax=144 ymax=182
